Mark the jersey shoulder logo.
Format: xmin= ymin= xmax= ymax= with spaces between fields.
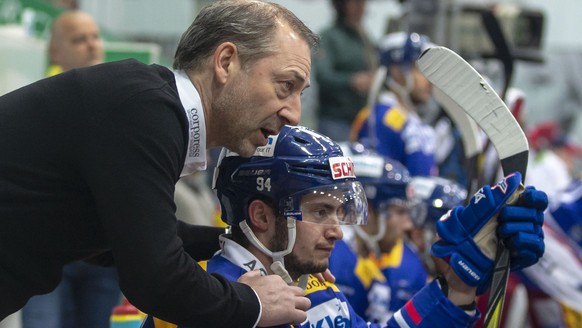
xmin=383 ymin=107 xmax=406 ymax=131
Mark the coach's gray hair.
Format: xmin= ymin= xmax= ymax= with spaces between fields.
xmin=173 ymin=0 xmax=319 ymax=71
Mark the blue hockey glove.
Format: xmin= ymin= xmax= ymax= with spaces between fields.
xmin=430 ymin=172 xmax=546 ymax=289
xmin=497 ymin=185 xmax=547 ymax=271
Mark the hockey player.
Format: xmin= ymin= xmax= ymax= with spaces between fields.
xmin=143 ymin=125 xmax=547 ymax=327
xmin=406 ymin=175 xmax=467 ymax=276
xmin=329 ymin=143 xmax=427 ymax=323
xmin=350 ymin=32 xmax=437 ymax=176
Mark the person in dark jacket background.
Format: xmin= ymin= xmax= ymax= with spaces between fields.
xmin=315 ymin=0 xmax=377 ymax=142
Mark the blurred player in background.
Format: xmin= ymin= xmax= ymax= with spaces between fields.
xmin=405 ymin=176 xmax=466 ymax=276
xmin=351 ymin=32 xmax=437 ymax=176
xmin=329 ymin=143 xmax=424 ymax=323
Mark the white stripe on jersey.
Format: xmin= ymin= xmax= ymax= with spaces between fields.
xmin=393 ymin=310 xmax=412 ymax=328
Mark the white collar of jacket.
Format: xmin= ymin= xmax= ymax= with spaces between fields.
xmin=219 ymin=235 xmax=270 ymax=276
xmin=174 ymin=69 xmax=207 ymax=177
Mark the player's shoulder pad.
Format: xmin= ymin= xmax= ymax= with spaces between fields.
xmin=355 ymin=257 xmax=387 ymax=288
xmin=382 ymin=106 xmax=407 ymax=131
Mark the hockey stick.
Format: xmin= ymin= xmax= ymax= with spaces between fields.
xmin=432 ymin=88 xmax=483 ymax=201
xmin=365 ymin=66 xmax=388 ymax=150
xmin=481 ymin=8 xmax=516 ymax=188
xmin=481 ymin=9 xmax=514 ymax=101
xmin=417 ymin=46 xmax=529 ymax=328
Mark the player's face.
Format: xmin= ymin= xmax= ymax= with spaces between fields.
xmin=276 ymin=193 xmax=344 ymax=277
xmin=211 ymin=24 xmax=311 ymax=157
xmin=53 ymin=14 xmax=104 ymax=71
xmin=378 ymin=203 xmax=412 ymax=252
xmin=410 ymin=66 xmax=432 ymax=105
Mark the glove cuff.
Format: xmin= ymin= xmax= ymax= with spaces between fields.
xmin=432 ymin=238 xmax=494 ymax=287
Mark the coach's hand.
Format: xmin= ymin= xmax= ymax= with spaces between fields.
xmin=238 ymin=270 xmax=310 ymax=326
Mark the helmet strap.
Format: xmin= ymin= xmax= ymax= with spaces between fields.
xmin=386 ymin=71 xmax=416 ymax=113
xmin=239 ymin=217 xmax=297 ymax=279
xmin=353 ymin=211 xmax=387 ymax=258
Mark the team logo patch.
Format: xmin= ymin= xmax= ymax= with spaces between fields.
xmin=329 ymin=157 xmax=355 ymax=180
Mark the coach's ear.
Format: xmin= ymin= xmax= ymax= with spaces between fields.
xmin=247 ymin=199 xmax=276 ymax=233
xmin=213 ymin=41 xmax=241 ymax=84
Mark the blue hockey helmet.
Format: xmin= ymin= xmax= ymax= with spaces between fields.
xmin=378 ymin=32 xmax=434 ymax=69
xmin=340 ymin=142 xmax=410 ymax=210
xmin=213 ymin=125 xmax=368 ymax=227
xmin=406 ymin=176 xmax=467 ymax=227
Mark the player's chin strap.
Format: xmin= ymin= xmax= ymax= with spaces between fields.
xmin=386 ymin=70 xmax=416 ymax=114
xmin=239 ymin=218 xmax=309 ymax=290
xmin=353 ymin=211 xmax=387 ymax=259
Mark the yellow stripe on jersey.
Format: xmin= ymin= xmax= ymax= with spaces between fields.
xmin=382 ymin=107 xmax=406 ymax=132
xmin=370 ymin=238 xmax=404 ymax=268
xmin=355 ymin=257 xmax=386 ymax=288
xmin=350 ymin=107 xmax=370 ymax=142
xmin=197 ymin=260 xmax=208 ymax=271
xmin=304 ymin=275 xmax=339 ymax=295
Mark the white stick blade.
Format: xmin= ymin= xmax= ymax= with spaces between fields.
xmin=418 ymin=47 xmax=528 ymax=161
xmin=433 ymin=87 xmax=483 ymax=158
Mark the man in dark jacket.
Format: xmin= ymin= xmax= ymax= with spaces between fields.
xmin=0 ymin=1 xmax=318 ymax=327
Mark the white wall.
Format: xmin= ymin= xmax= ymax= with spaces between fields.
xmin=516 ymin=0 xmax=582 ymax=50
xmin=0 ymin=25 xmax=46 ymax=96
xmin=81 ymin=0 xmax=196 ymax=39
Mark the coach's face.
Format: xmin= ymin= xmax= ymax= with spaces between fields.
xmin=210 ymin=23 xmax=311 ymax=157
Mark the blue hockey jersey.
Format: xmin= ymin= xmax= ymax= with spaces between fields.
xmin=351 ymin=92 xmax=436 ymax=176
xmin=142 ymin=236 xmax=478 ymax=327
xmin=329 ymin=238 xmax=392 ymax=324
xmin=372 ymin=240 xmax=428 ymax=313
